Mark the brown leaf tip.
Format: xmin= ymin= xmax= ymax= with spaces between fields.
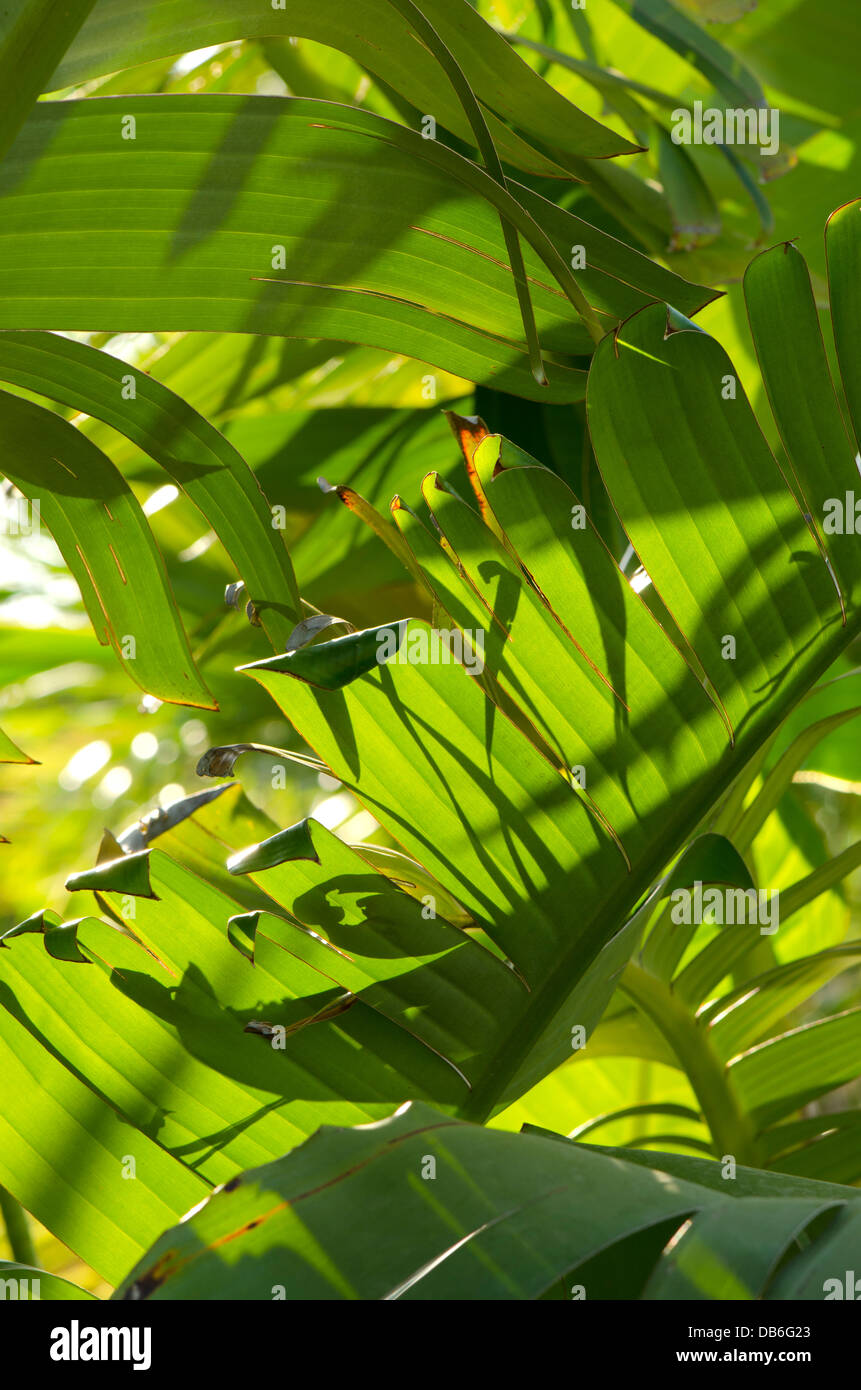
xmin=445 ymin=412 xmax=490 ymax=468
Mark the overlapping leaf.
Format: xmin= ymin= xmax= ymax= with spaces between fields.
xmin=113 ymin=1101 xmax=860 ymax=1300
xmin=50 ymin=0 xmax=640 ymax=174
xmin=0 ymin=389 xmax=214 ymax=707
xmin=0 ymin=96 xmax=715 ymax=402
xmin=0 ymin=0 xmax=97 ymax=159
xmin=0 ymin=331 xmax=301 ymax=648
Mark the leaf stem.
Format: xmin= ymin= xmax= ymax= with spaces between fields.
xmin=620 ymin=962 xmax=762 ymax=1166
xmin=387 ymin=0 xmax=550 ymax=378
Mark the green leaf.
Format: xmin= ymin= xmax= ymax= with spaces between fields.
xmin=568 ymin=1102 xmax=702 ymax=1140
xmin=763 ymin=1112 xmax=861 ymax=1186
xmin=642 ymin=1197 xmax=836 ymax=1300
xmin=744 ymin=242 xmax=860 ymax=602
xmin=62 ymin=845 xmax=487 ymax=1123
xmin=0 ymin=1261 xmax=96 ymax=1300
xmin=705 ymin=943 xmax=861 ymax=1061
xmin=654 ymin=122 xmax=721 ymax=249
xmin=0 ymin=906 xmax=396 ymax=1185
xmin=0 ymin=997 xmax=207 ymax=1283
xmin=608 ymin=0 xmax=765 ymax=110
xmin=0 ymin=96 xmax=715 ymax=402
xmin=245 ymin=620 xmax=656 ymax=1105
xmin=730 ymin=1009 xmax=861 ymax=1128
xmin=587 ymin=303 xmax=844 ymax=740
xmin=0 ymin=909 xmax=91 ymax=963
xmin=234 ymin=213 xmax=861 ymax=1129
xmin=768 ymin=1206 xmax=861 ymax=1299
xmin=731 ymin=707 xmax=861 ymax=849
xmin=385 ymin=0 xmax=578 ymax=379
xmin=0 ymin=332 xmax=301 ymax=646
xmin=0 ymin=725 xmax=35 ymax=765
xmin=826 ymin=199 xmax=861 ymax=454
xmin=0 ymin=0 xmax=97 ymax=159
xmin=65 ymin=850 xmax=156 ymax=899
xmin=639 ymin=831 xmax=755 ymax=981
xmin=778 ymin=840 xmax=861 ymax=923
xmin=112 ymin=1101 xmax=859 ymax=1300
xmin=53 ymin=0 xmax=641 ymax=170
xmin=0 ymin=389 xmax=215 ymax=708
xmin=674 ymin=0 xmax=757 ymax=20
xmin=347 ymin=842 xmax=474 ymax=929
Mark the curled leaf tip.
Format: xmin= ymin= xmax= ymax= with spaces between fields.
xmin=285 ymin=612 xmax=354 ymax=652
xmin=118 ymin=782 xmax=235 ymax=852
xmin=97 ymin=828 xmax=124 ymax=864
xmin=225 ymin=579 xmax=260 ymax=626
xmin=446 ymin=412 xmax=490 ymax=467
xmin=65 ymin=849 xmax=156 ymax=901
xmin=244 ymin=1020 xmax=280 ymax=1038
xmin=196 ymin=746 xmax=242 ymax=778
xmin=198 ymin=743 xmax=325 ymax=781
